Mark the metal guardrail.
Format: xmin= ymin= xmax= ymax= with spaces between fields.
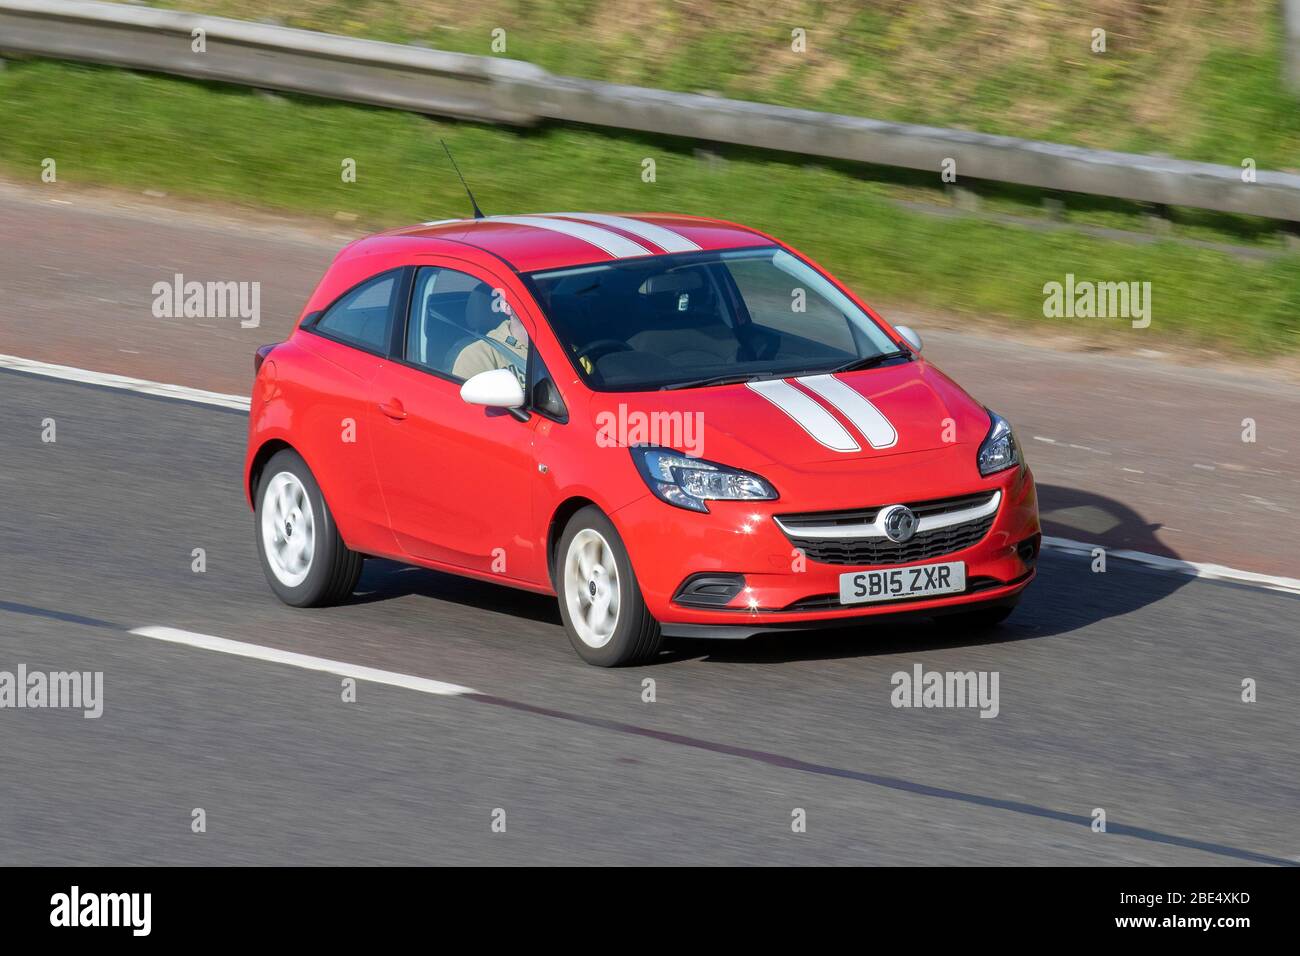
xmin=3 ymin=0 xmax=1299 ymax=222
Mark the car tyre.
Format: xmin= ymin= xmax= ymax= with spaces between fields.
xmin=556 ymin=506 xmax=662 ymax=666
xmin=255 ymin=448 xmax=362 ymax=607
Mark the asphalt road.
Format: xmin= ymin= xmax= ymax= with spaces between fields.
xmin=1 ymin=372 xmax=1296 ymax=865
xmin=1 ymin=182 xmax=1296 ymax=575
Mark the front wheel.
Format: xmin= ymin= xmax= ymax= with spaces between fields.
xmin=556 ymin=507 xmax=662 ymax=666
xmin=254 ymin=448 xmax=362 ymax=607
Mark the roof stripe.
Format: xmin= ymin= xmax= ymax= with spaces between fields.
xmin=487 ymin=215 xmax=652 ymax=259
xmin=552 ymin=214 xmax=701 ymax=253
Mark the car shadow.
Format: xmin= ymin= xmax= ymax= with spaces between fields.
xmin=341 ymin=483 xmax=1191 ymax=665
xmin=350 ymin=560 xmax=563 ymax=627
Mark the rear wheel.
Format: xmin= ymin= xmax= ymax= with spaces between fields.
xmin=255 ymin=448 xmax=362 ymax=607
xmin=556 ymin=507 xmax=662 ymax=667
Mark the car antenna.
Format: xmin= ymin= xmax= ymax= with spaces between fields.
xmin=440 ymin=139 xmax=485 ymax=220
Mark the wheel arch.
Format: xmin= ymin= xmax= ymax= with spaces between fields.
xmin=546 ymin=495 xmax=601 ymax=590
xmin=246 ymin=438 xmax=295 ymax=506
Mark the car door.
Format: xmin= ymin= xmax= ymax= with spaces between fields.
xmin=368 ymin=258 xmax=544 ymax=583
xmin=294 ymin=266 xmax=409 ymax=556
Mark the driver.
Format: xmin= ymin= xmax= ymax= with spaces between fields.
xmin=451 ymin=285 xmax=528 ymax=383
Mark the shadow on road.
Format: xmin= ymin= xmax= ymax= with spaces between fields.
xmin=351 ymin=560 xmax=563 ymax=626
xmin=346 ymin=484 xmax=1190 ymax=665
xmin=1036 ymin=482 xmax=1179 ymax=557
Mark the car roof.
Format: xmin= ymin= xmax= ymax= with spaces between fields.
xmin=360 ymin=213 xmax=775 ymax=273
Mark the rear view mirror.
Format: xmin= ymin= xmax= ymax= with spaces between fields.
xmin=460 ymin=368 xmax=525 ymax=409
xmin=894 ymin=325 xmax=923 ymax=353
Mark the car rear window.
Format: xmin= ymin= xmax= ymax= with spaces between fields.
xmin=311 ymin=271 xmax=399 ymax=354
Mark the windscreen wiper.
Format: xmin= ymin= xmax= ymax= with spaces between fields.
xmin=828 ymin=350 xmax=912 ymax=374
xmin=660 ymin=372 xmax=765 ymax=391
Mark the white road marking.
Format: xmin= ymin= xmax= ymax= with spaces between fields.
xmin=129 ymin=626 xmax=478 ymax=696
xmin=0 ymin=353 xmax=250 ymax=410
xmin=2 ymin=352 xmax=1294 ymax=597
xmin=1041 ymin=537 xmax=1300 ymax=595
xmin=1242 ymin=494 xmax=1289 ymax=514
xmin=1035 ymin=435 xmax=1108 ymax=455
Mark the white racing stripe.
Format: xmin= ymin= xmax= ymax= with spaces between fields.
xmin=746 ymin=378 xmax=860 ymax=452
xmin=130 ymin=626 xmax=479 ymax=695
xmin=551 ymin=213 xmax=701 ymax=253
xmin=0 ymin=353 xmax=250 ymax=410
xmin=797 ymin=374 xmax=898 ymax=449
xmin=487 ymin=215 xmax=652 ymax=259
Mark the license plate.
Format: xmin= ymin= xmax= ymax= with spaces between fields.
xmin=839 ymin=561 xmax=966 ymax=605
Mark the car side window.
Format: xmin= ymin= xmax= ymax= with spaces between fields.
xmin=405 ymin=266 xmax=529 ymax=383
xmin=313 ymin=270 xmax=399 ymax=353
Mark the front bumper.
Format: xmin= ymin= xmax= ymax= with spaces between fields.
xmin=611 ymin=461 xmax=1040 ymax=632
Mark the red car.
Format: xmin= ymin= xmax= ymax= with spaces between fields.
xmin=245 ymin=213 xmax=1039 ymax=666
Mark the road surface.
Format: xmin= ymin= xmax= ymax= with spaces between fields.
xmin=0 ymin=184 xmax=1296 ymax=865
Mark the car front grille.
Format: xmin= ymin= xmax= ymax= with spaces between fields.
xmin=776 ymin=491 xmax=998 ymax=566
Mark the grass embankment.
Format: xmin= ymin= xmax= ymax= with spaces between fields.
xmin=1 ymin=59 xmax=1298 ymax=351
xmin=122 ymin=0 xmax=1300 ymax=167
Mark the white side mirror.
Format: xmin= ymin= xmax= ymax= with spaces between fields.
xmin=460 ymin=368 xmax=525 ymax=408
xmin=894 ymin=325 xmax=923 ymax=353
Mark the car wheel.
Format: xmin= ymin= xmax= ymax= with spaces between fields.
xmin=556 ymin=506 xmax=662 ymax=666
xmin=255 ymin=448 xmax=362 ymax=607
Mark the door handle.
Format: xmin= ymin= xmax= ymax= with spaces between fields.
xmin=378 ymin=398 xmax=407 ymax=421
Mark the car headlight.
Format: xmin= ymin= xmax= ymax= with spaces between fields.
xmin=977 ymin=411 xmax=1020 ymax=476
xmin=630 ymin=446 xmax=777 ymax=513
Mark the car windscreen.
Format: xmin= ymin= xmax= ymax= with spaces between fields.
xmin=522 ymin=247 xmax=901 ymax=391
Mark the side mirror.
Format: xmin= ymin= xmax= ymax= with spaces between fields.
xmin=460 ymin=368 xmax=525 ymax=409
xmin=894 ymin=325 xmax=923 ymax=353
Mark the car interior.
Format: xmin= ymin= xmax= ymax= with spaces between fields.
xmin=407 ymin=268 xmax=525 ymax=379
xmin=529 ymin=253 xmax=862 ymax=389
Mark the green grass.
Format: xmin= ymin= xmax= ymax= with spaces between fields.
xmin=112 ymin=0 xmax=1300 ymax=168
xmin=3 ymin=59 xmax=1299 ymax=352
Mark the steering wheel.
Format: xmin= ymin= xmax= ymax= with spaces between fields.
xmin=576 ymin=339 xmax=634 ymax=366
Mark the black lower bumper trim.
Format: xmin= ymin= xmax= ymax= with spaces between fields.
xmin=659 ymin=576 xmax=1031 ymax=640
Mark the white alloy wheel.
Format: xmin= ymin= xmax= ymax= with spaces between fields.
xmin=563 ymin=528 xmax=622 ymax=648
xmin=260 ymin=470 xmax=317 ymax=588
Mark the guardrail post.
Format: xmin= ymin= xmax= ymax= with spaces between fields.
xmin=1285 ymin=0 xmax=1300 ymax=92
